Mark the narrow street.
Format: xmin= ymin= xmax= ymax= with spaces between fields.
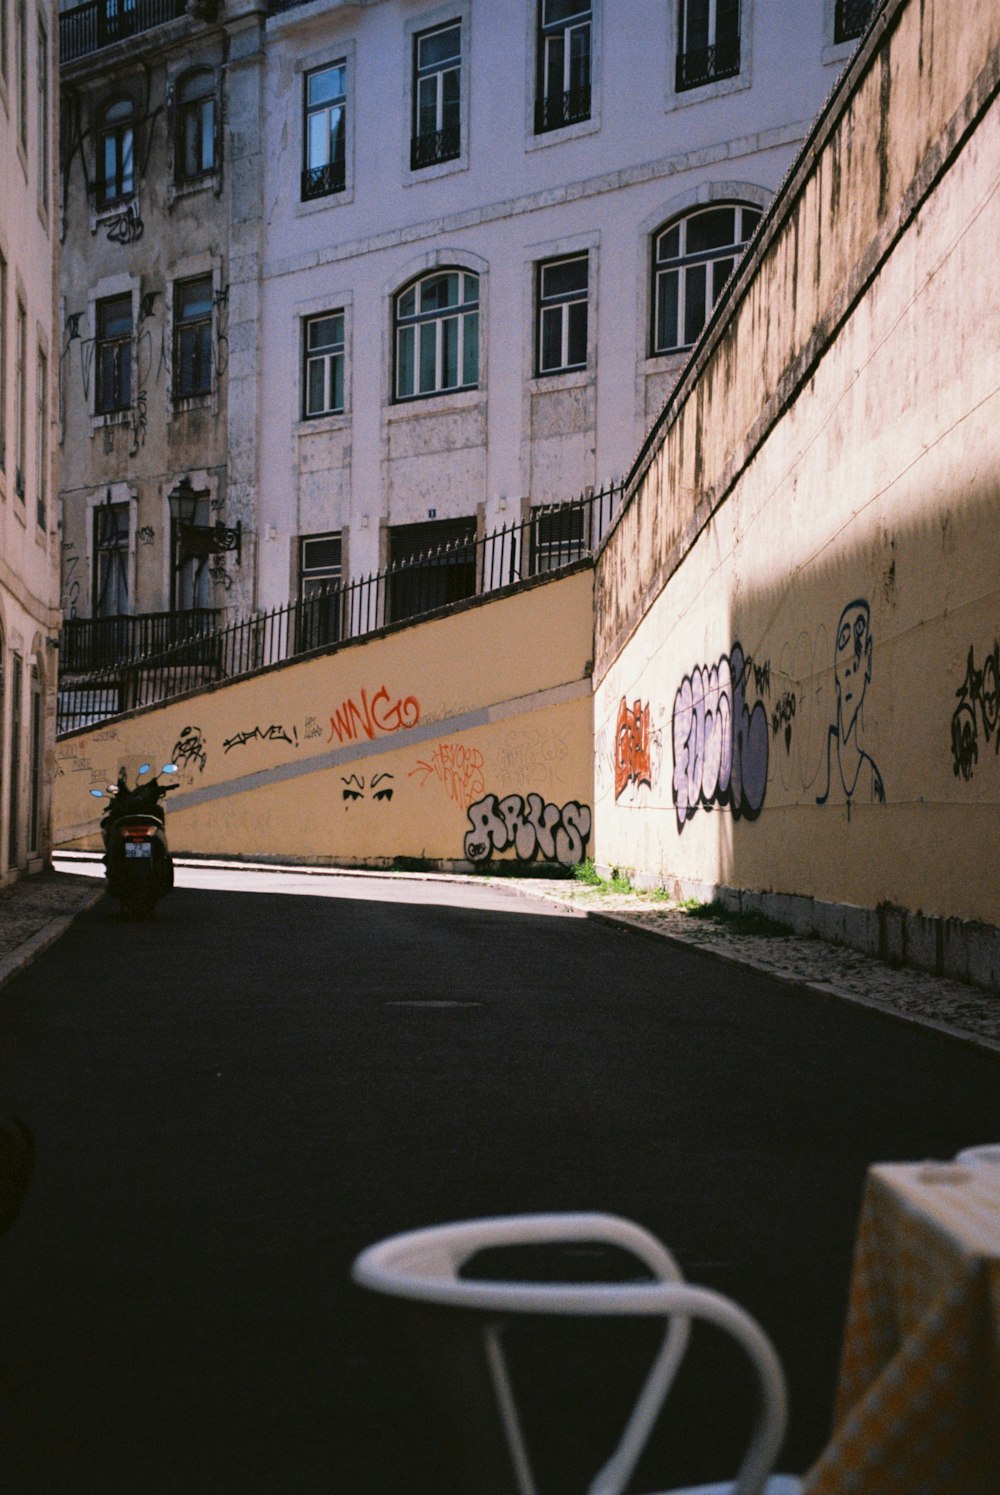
xmin=0 ymin=868 xmax=996 ymax=1494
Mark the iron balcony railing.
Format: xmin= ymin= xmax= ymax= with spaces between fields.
xmin=301 ymin=160 xmax=347 ymax=202
xmin=59 ymin=0 xmax=187 ymax=62
xmin=55 ymin=485 xmax=621 ymax=735
xmin=675 ymin=38 xmax=741 ymax=93
xmin=834 ymin=0 xmax=879 ymax=43
xmin=535 ymin=84 xmax=591 ymax=134
xmin=60 ymin=609 xmax=220 ymax=675
xmin=410 ymin=125 xmax=461 ymax=171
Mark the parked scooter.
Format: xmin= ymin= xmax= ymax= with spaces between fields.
xmin=89 ymin=762 xmax=179 ymax=919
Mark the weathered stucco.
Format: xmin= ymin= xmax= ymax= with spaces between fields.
xmin=594 ymin=0 xmax=1000 ymax=953
xmin=54 ymin=569 xmax=595 ymax=871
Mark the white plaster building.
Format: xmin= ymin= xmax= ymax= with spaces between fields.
xmin=0 ymin=0 xmax=60 ymax=882
xmin=256 ymin=0 xmax=874 ymax=608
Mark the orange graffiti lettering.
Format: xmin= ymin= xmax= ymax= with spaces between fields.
xmin=614 ymin=697 xmax=652 ymax=800
xmin=410 ymin=742 xmax=485 ymax=811
xmin=329 ymin=686 xmax=421 ymax=745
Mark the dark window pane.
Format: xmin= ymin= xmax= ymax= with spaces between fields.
xmin=566 ymin=299 xmax=587 ymax=365
xmin=418 ymin=24 xmax=460 ymax=69
xmin=544 ymin=0 xmax=590 ymax=23
xmin=713 ymin=256 xmax=735 ymax=298
xmin=656 ymin=269 xmax=680 ymax=351
xmin=542 ymin=257 xmax=588 ymax=299
xmin=686 ymin=207 xmax=736 ymax=254
xmin=540 ymin=306 xmax=562 ymax=370
xmin=683 ymin=263 xmax=707 ymax=344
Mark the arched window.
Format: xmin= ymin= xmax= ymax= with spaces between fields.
xmin=176 ymin=69 xmax=216 ymax=181
xmin=651 ymin=201 xmax=761 ymax=355
xmin=394 ymin=270 xmax=479 ymax=401
xmin=98 ymin=97 xmax=134 ymax=206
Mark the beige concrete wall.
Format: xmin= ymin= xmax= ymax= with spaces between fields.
xmin=54 ymin=570 xmax=594 ymax=869
xmin=594 ymin=0 xmax=1000 ymax=940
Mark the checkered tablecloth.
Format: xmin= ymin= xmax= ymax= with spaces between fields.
xmin=802 ymin=1161 xmax=1000 ymax=1495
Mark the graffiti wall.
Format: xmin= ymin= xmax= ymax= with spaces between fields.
xmin=54 ymin=570 xmax=595 ymax=869
xmin=594 ymin=0 xmax=1000 ymax=930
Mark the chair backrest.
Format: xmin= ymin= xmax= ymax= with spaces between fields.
xmin=352 ymin=1212 xmax=788 ymax=1495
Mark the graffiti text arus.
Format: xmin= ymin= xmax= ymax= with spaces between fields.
xmin=672 ymin=644 xmax=768 ymax=830
xmin=328 ymin=686 xmax=421 ymax=745
xmin=464 ymin=794 xmax=592 ymax=866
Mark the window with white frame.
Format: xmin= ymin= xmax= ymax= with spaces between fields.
xmin=536 ymin=0 xmax=591 ymax=133
xmin=302 ymin=60 xmax=346 ymax=200
xmin=298 ymin=532 xmax=343 ymax=650
xmin=95 ymin=294 xmax=132 ymax=415
xmin=651 ymin=202 xmax=760 ymax=354
xmin=37 ymin=21 xmax=49 ymax=206
xmin=35 ymin=346 xmax=46 ymax=529
xmin=411 ymin=21 xmax=461 ymax=170
xmin=537 ymin=254 xmax=588 ymax=375
xmin=675 ymin=0 xmax=741 ymax=93
xmin=303 ymin=311 xmax=345 ymax=418
xmin=14 ymin=297 xmax=25 ymax=500
xmin=98 ymin=97 xmax=135 ymax=207
xmin=176 ymin=68 xmax=216 ymax=182
xmin=394 ymin=270 xmax=478 ymax=401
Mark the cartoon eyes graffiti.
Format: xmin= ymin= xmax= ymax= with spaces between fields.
xmin=341 ymin=772 xmax=395 ymax=803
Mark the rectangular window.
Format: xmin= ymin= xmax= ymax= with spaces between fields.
xmin=37 ymin=22 xmax=48 ymax=206
xmin=834 ymin=0 xmax=876 ymax=43
xmin=174 ymin=275 xmax=213 ymax=400
xmin=15 ymin=0 xmax=26 ymax=149
xmin=35 ymin=347 xmax=46 ymax=529
xmin=537 ymin=255 xmax=588 ymax=375
xmin=176 ymin=70 xmax=217 ymax=182
xmin=171 ymin=490 xmax=211 ymax=610
xmin=95 ymin=294 xmax=132 ymax=414
xmin=302 ymin=61 xmax=347 ymax=200
xmin=297 ymin=532 xmax=343 ymax=651
xmin=411 ymin=21 xmax=461 ymax=170
xmin=93 ymin=500 xmax=130 ymax=617
xmin=0 ymin=253 xmax=6 ymax=472
xmin=14 ymin=298 xmax=26 ymax=500
xmin=388 ymin=517 xmax=476 ymax=623
xmin=676 ymin=0 xmax=741 ymax=92
xmin=303 ymin=311 xmax=345 ymax=418
xmin=529 ymin=501 xmax=589 ymax=573
xmin=536 ymin=0 xmax=591 ymax=133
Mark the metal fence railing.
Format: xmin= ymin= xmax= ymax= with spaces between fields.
xmin=59 ymin=0 xmax=186 ymax=62
xmin=56 ymin=485 xmax=621 ymax=736
xmin=61 ymin=609 xmax=219 ymax=676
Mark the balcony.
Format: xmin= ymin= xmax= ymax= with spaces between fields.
xmin=301 ymin=160 xmax=346 ymax=202
xmin=675 ymin=38 xmax=741 ymax=93
xmin=59 ymin=0 xmax=187 ymax=64
xmin=410 ymin=125 xmax=460 ymax=172
xmin=835 ymin=0 xmax=878 ymax=44
xmin=534 ymin=85 xmax=591 ymax=135
xmin=60 ymin=609 xmax=219 ymax=675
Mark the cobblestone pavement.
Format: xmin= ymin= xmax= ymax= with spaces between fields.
xmin=2 ymin=864 xmax=998 ymax=1055
xmin=494 ymin=876 xmax=1000 ymax=1056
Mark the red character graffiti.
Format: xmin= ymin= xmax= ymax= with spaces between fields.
xmin=328 ymin=685 xmax=421 ymax=745
xmin=614 ymin=697 xmax=653 ymax=800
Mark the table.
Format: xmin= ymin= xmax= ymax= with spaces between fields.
xmin=803 ymin=1159 xmax=1000 ymax=1495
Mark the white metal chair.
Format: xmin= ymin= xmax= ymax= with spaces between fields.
xmin=352 ymin=1212 xmax=801 ymax=1495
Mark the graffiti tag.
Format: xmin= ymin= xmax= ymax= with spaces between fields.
xmin=172 ymin=725 xmax=207 ymax=774
xmin=614 ymin=698 xmax=653 ymax=800
xmin=328 ymin=686 xmax=420 ymax=745
xmin=341 ymin=772 xmax=395 ymax=804
xmin=951 ymin=641 xmax=999 ymax=782
xmin=223 ymin=724 xmax=298 ymax=753
xmin=672 ymin=643 xmax=769 ymax=831
xmin=816 ymin=599 xmax=885 ymax=814
xmin=410 ymin=743 xmax=485 ymax=811
xmin=464 ymin=793 xmax=592 ymax=867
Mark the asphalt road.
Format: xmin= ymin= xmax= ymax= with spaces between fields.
xmin=0 ymin=867 xmax=997 ymax=1494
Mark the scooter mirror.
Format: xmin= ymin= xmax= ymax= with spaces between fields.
xmin=89 ymin=788 xmax=105 ymax=798
xmin=138 ymin=763 xmax=151 ymax=776
xmin=161 ymin=763 xmax=179 ymax=774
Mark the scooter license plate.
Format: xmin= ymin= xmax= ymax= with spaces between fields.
xmin=125 ymin=842 xmax=153 ymax=858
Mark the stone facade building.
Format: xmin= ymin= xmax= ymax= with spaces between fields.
xmin=0 ymin=0 xmax=60 ymax=883
xmin=56 ymin=0 xmax=873 ymax=660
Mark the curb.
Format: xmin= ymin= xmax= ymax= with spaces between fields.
xmin=0 ymin=886 xmax=105 ymax=993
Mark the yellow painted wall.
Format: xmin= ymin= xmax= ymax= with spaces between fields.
xmin=55 ymin=570 xmax=595 ymax=869
xmin=594 ymin=0 xmax=1000 ymax=928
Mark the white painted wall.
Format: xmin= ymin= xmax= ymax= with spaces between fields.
xmin=257 ymin=0 xmax=858 ymax=603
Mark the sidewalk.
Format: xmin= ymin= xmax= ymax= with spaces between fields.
xmin=3 ymin=860 xmax=998 ymax=1056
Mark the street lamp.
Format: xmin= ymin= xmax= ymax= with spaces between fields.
xmin=168 ymin=476 xmax=242 ymax=566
